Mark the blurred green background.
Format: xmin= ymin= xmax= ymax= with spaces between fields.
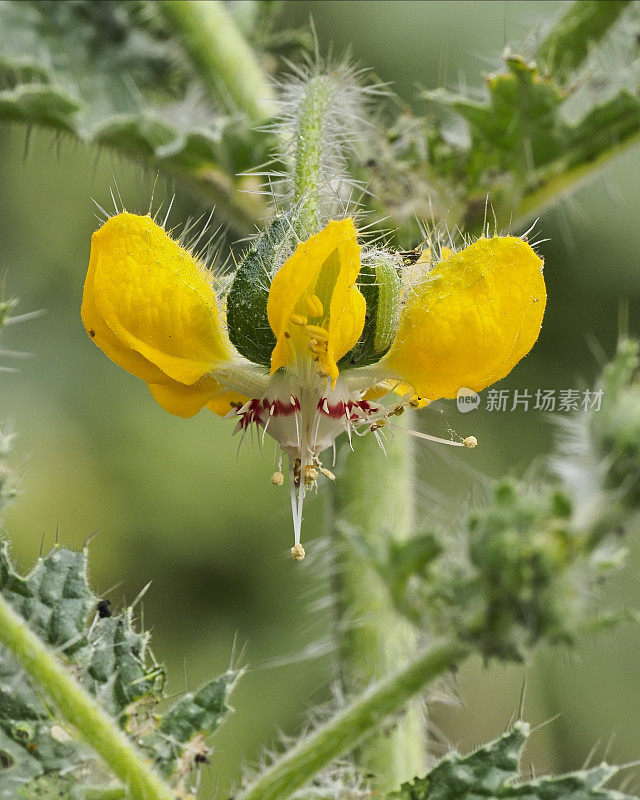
xmin=1 ymin=0 xmax=640 ymax=795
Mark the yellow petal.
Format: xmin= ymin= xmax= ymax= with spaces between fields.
xmin=267 ymin=219 xmax=366 ymax=385
xmin=82 ymin=212 xmax=231 ymax=386
xmin=206 ymin=389 xmax=249 ymax=417
xmin=147 ymin=375 xmax=247 ymax=418
xmin=381 ymin=236 xmax=546 ymax=400
xmin=82 ymin=233 xmax=171 ymax=385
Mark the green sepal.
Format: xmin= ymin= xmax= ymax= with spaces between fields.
xmin=339 ymin=255 xmax=401 ymax=369
xmin=226 ymin=213 xmax=297 ymax=366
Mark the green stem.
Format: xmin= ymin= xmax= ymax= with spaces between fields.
xmin=0 ymin=595 xmax=175 ymax=800
xmin=77 ymin=789 xmax=125 ymax=800
xmin=158 ymin=0 xmax=276 ymax=124
xmin=235 ymin=639 xmax=468 ymax=800
xmin=537 ymin=0 xmax=632 ymax=84
xmin=514 ymin=126 xmax=640 ymax=230
xmin=332 ymin=418 xmax=426 ymax=791
xmin=292 ymin=74 xmax=335 ymax=232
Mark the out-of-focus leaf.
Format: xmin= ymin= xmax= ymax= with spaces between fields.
xmin=0 ymin=0 xmax=269 ymax=232
xmin=421 ymin=55 xmax=640 ymax=230
xmin=536 ymin=0 xmax=633 ymax=84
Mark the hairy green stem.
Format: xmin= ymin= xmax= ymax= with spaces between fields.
xmin=0 ymin=594 xmax=175 ymax=800
xmin=537 ymin=0 xmax=632 ymax=84
xmin=236 ymin=639 xmax=468 ymax=800
xmin=158 ymin=0 xmax=276 ymax=124
xmin=332 ymin=420 xmax=426 ymax=791
xmin=292 ymin=75 xmax=335 ymax=231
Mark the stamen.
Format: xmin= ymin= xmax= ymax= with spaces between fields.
xmin=387 ymin=422 xmax=472 ymax=447
xmin=305 ymin=324 xmax=329 ymax=341
xmin=271 ymin=471 xmax=285 ymax=486
xmin=290 ymin=313 xmax=308 ymax=326
xmin=321 ymin=467 xmax=336 ymax=481
xmin=302 ymin=294 xmax=324 ymax=318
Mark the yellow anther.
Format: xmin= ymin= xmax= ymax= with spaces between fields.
xmin=303 ymin=294 xmax=324 ymax=318
xmin=463 ymin=435 xmax=478 ymax=449
xmin=289 ymin=313 xmax=308 ymax=326
xmin=304 ymin=466 xmax=318 ymax=483
xmin=308 ymin=339 xmax=327 ymax=355
xmin=320 ymin=467 xmax=336 ymax=481
xmin=291 ymin=544 xmax=306 ymax=561
xmin=304 ymin=324 xmax=330 ymax=341
xmin=270 ymin=471 xmax=285 ymax=486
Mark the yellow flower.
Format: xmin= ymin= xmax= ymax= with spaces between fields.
xmin=82 ymin=212 xmax=546 ymax=557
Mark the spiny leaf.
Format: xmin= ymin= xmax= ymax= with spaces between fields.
xmin=0 ymin=542 xmax=94 ymax=655
xmin=0 ymin=542 xmax=241 ymax=797
xmin=141 ymin=669 xmax=241 ymax=780
xmin=388 ymin=723 xmax=633 ymax=800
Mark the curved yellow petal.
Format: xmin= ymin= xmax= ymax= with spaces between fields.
xmin=147 ymin=375 xmax=248 ymax=418
xmin=267 ymin=219 xmax=365 ymax=385
xmin=82 ymin=232 xmax=171 ymax=385
xmin=381 ymin=236 xmax=546 ymax=400
xmin=82 ymin=212 xmax=231 ymax=386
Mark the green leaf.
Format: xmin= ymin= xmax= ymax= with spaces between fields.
xmin=0 ymin=542 xmax=94 ymax=655
xmin=388 ymin=723 xmax=632 ymax=800
xmin=0 ymin=0 xmax=270 ymax=232
xmin=424 ymin=56 xmax=567 ymax=186
xmin=141 ymin=669 xmax=241 ymax=779
xmin=536 ymin=1 xmax=633 ymax=84
xmin=422 ymin=55 xmax=640 ymax=230
xmin=0 ymin=542 xmax=240 ymax=797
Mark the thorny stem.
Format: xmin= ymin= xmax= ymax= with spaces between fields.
xmin=292 ymin=75 xmax=335 ymax=233
xmin=235 ymin=639 xmax=468 ymax=800
xmin=332 ymin=419 xmax=427 ymax=791
xmin=159 ymin=0 xmax=276 ymax=125
xmin=0 ymin=593 xmax=175 ymax=800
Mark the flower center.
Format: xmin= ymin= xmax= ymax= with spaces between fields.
xmin=232 ymin=370 xmax=387 ymax=554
